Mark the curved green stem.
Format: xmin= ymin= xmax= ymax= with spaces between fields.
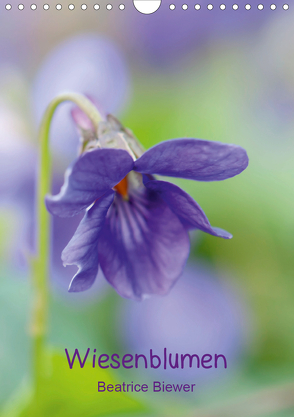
xmin=32 ymin=93 xmax=102 ymax=400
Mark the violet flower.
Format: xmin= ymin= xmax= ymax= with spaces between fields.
xmin=46 ymin=112 xmax=248 ymax=300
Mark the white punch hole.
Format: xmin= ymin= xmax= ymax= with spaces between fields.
xmin=106 ymin=3 xmax=112 ymax=9
xmin=220 ymin=4 xmax=226 ymax=10
xmin=5 ymin=4 xmax=12 ymax=9
xmin=245 ymin=3 xmax=251 ymax=9
xmin=270 ymin=3 xmax=276 ymax=9
xmin=81 ymin=4 xmax=87 ymax=9
xmin=232 ymin=4 xmax=238 ymax=9
xmin=195 ymin=4 xmax=201 ymax=9
xmin=133 ymin=0 xmax=161 ymax=14
xmin=18 ymin=3 xmax=24 ymax=9
xmin=68 ymin=4 xmax=75 ymax=10
xmin=257 ymin=4 xmax=263 ymax=9
xmin=56 ymin=3 xmax=62 ymax=10
xmin=31 ymin=3 xmax=37 ymax=9
xmin=93 ymin=4 xmax=100 ymax=9
xmin=283 ymin=3 xmax=289 ymax=9
xmin=182 ymin=4 xmax=188 ymax=10
xmin=207 ymin=3 xmax=213 ymax=9
xmin=43 ymin=3 xmax=49 ymax=9
xmin=169 ymin=3 xmax=175 ymax=9
xmin=119 ymin=4 xmax=125 ymax=9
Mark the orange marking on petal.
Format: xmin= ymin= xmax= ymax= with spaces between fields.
xmin=114 ymin=176 xmax=128 ymax=199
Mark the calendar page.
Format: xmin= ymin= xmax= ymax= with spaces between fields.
xmin=0 ymin=1 xmax=293 ymax=416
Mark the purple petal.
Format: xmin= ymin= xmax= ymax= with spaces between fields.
xmin=45 ymin=148 xmax=134 ymax=217
xmin=145 ymin=179 xmax=232 ymax=239
xmin=98 ymin=188 xmax=190 ymax=300
xmin=134 ymin=139 xmax=248 ymax=181
xmin=62 ymin=190 xmax=114 ymax=292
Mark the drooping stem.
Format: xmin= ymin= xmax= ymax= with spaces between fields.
xmin=31 ymin=93 xmax=102 ymax=399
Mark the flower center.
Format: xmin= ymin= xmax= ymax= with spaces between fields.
xmin=114 ymin=176 xmax=129 ymax=199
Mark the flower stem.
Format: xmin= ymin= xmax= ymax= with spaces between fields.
xmin=32 ymin=93 xmax=102 ymax=401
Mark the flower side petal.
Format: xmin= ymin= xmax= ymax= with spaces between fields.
xmin=145 ymin=179 xmax=232 ymax=239
xmin=134 ymin=138 xmax=248 ymax=181
xmin=98 ymin=189 xmax=190 ymax=300
xmin=45 ymin=148 xmax=134 ymax=217
xmin=62 ymin=190 xmax=114 ymax=292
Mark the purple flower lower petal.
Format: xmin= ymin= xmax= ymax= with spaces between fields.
xmin=144 ymin=179 xmax=232 ymax=239
xmin=45 ymin=148 xmax=134 ymax=217
xmin=62 ymin=190 xmax=114 ymax=292
xmin=134 ymin=139 xmax=248 ymax=181
xmin=98 ymin=188 xmax=190 ymax=300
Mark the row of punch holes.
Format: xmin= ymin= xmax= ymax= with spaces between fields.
xmin=4 ymin=4 xmax=125 ymax=10
xmin=4 ymin=3 xmax=290 ymax=10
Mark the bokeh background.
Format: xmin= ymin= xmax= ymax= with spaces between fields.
xmin=1 ymin=1 xmax=294 ymax=416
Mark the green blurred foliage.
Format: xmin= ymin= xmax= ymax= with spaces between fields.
xmin=0 ymin=270 xmax=31 ymax=407
xmin=1 ymin=351 xmax=146 ymax=417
